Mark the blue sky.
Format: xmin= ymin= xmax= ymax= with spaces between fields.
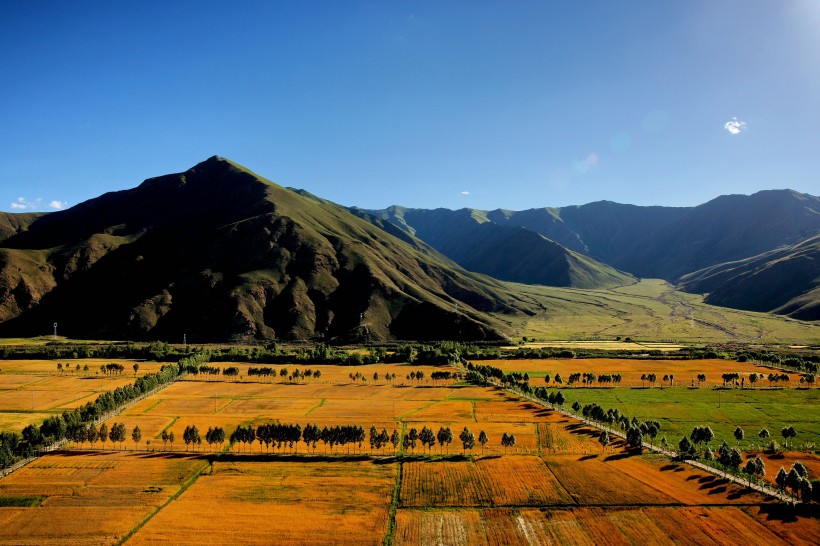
xmin=1 ymin=1 xmax=818 ymax=213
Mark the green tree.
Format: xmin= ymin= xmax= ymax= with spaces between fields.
xmin=775 ymin=467 xmax=788 ymax=493
xmin=98 ymin=423 xmax=109 ymax=449
xmin=459 ymin=427 xmax=475 ymax=454
xmin=133 ymin=363 xmax=140 ymax=377
xmin=131 ymin=425 xmax=142 ymax=450
xmin=390 ymin=430 xmax=399 ymax=453
xmin=780 ymin=426 xmax=796 ymax=449
xmin=501 ymin=432 xmax=516 ymax=454
xmin=678 ymin=436 xmax=695 ymax=460
xmin=419 ymin=427 xmax=436 ymax=453
xmin=478 ymin=430 xmax=489 ymax=454
xmin=734 ymin=426 xmax=744 ymax=445
xmin=87 ymin=424 xmax=98 ymax=449
xmin=437 ymin=426 xmax=453 ymax=454
xmin=598 ymin=430 xmax=609 ymax=452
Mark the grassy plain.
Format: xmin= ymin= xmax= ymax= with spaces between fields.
xmin=504 ymin=279 xmax=820 ymax=344
xmin=546 ymin=385 xmax=820 ymax=449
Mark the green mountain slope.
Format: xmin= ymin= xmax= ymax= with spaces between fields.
xmin=679 ymin=234 xmax=820 ymax=320
xmin=362 ymin=207 xmax=633 ymax=289
xmin=0 ymin=157 xmax=532 ymax=342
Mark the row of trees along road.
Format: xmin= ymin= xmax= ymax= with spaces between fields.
xmin=466 ymin=361 xmax=820 ymax=505
xmin=0 ymin=353 xmax=215 ymax=470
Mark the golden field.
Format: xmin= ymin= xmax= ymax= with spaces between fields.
xmin=0 ymin=358 xmax=817 ymax=544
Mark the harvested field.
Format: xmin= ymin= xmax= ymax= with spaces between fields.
xmin=750 ymin=451 xmax=820 ymax=487
xmin=537 ymin=416 xmax=615 ymax=454
xmin=394 ymin=506 xmax=820 ymax=546
xmin=394 ymin=509 xmax=485 ymax=546
xmin=544 ymin=454 xmax=676 ymax=505
xmin=606 ymin=454 xmax=769 ymax=505
xmin=400 ymin=456 xmax=572 ymax=507
xmin=0 ymin=451 xmax=207 ymax=545
xmin=127 ymin=458 xmax=396 ymax=545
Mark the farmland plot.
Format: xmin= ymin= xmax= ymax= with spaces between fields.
xmin=400 ymin=456 xmax=572 ymax=507
xmin=395 ymin=506 xmax=819 ymax=546
xmin=127 ymin=459 xmax=396 ymax=546
xmin=0 ymin=451 xmax=207 ymax=546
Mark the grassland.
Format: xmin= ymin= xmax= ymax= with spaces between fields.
xmin=504 ymin=279 xmax=820 ymax=344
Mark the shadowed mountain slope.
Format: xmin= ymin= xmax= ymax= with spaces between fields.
xmin=679 ymin=234 xmax=820 ymax=320
xmin=0 ymin=157 xmax=534 ymax=342
xmin=486 ymin=190 xmax=820 ymax=280
xmin=361 ymin=207 xmax=633 ymax=289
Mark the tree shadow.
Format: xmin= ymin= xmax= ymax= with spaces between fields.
xmin=604 ymin=452 xmax=637 ymax=461
xmin=578 ymin=454 xmax=599 ymax=461
xmin=755 ymin=503 xmax=817 ymax=523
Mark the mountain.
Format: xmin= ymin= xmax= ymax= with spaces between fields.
xmin=360 ymin=207 xmax=633 ymax=289
xmin=364 ymin=190 xmax=820 ymax=321
xmin=679 ymin=234 xmax=820 ymax=320
xmin=0 ymin=157 xmax=533 ymax=342
xmin=485 ymin=190 xmax=820 ymax=280
xmin=0 ymin=212 xmax=42 ymax=242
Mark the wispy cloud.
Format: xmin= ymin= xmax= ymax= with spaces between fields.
xmin=8 ymin=197 xmax=67 ymax=211
xmin=724 ymin=117 xmax=747 ymax=135
xmin=460 ymin=191 xmax=470 ymax=196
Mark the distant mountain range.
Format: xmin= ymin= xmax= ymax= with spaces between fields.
xmin=364 ymin=190 xmax=820 ymax=320
xmin=0 ymin=157 xmax=817 ymax=343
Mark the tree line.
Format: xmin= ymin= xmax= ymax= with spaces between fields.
xmin=55 ymin=420 xmax=519 ymax=458
xmin=0 ymin=354 xmax=206 ymax=469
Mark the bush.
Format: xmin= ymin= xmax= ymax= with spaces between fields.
xmin=764 ymin=440 xmax=781 ymax=454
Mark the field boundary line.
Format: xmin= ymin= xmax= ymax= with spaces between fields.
xmin=382 ymin=460 xmax=403 ymax=546
xmin=116 ymin=457 xmax=211 ymax=545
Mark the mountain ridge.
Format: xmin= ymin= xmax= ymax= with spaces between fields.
xmin=0 ymin=157 xmax=535 ymax=341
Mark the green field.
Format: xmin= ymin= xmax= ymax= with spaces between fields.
xmin=554 ymin=386 xmax=820 ymax=450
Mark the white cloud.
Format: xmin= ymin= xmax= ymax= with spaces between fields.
xmin=460 ymin=191 xmax=470 ymax=196
xmin=724 ymin=117 xmax=747 ymax=135
xmin=7 ymin=197 xmax=66 ymax=211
